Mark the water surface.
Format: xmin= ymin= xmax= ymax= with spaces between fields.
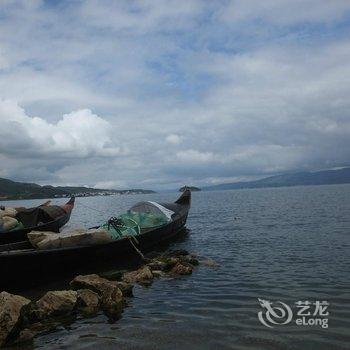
xmin=2 ymin=185 xmax=350 ymax=349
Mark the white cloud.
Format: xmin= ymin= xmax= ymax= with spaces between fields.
xmin=219 ymin=0 xmax=350 ymax=25
xmin=166 ymin=134 xmax=182 ymax=144
xmin=0 ymin=99 xmax=121 ymax=158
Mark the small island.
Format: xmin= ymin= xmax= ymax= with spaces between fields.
xmin=179 ymin=186 xmax=201 ymax=192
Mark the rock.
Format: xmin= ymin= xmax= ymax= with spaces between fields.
xmin=76 ymin=289 xmax=99 ymax=315
xmin=73 ymin=273 xmax=133 ymax=297
xmin=98 ymin=286 xmax=123 ymax=317
xmin=122 ymin=266 xmax=154 ymax=286
xmin=71 ymin=274 xmax=117 ymax=294
xmin=170 ymin=262 xmax=193 ymax=275
xmin=35 ymin=290 xmax=77 ymax=319
xmin=0 ymin=291 xmax=31 ymax=346
xmin=70 ymin=275 xmax=124 ymax=317
xmin=114 ymin=282 xmax=133 ymax=297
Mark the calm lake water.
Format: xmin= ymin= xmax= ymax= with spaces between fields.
xmin=2 ymin=184 xmax=350 ymax=349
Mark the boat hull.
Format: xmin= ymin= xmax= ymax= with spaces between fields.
xmin=0 ymin=218 xmax=187 ymax=290
xmin=0 ymin=190 xmax=191 ymax=290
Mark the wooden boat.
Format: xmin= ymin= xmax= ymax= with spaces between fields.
xmin=0 ymin=197 xmax=75 ymax=245
xmin=0 ymin=190 xmax=191 ymax=288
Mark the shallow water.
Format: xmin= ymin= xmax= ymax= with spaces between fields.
xmin=2 ymin=184 xmax=350 ymax=349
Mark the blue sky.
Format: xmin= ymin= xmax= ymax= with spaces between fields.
xmin=0 ymin=0 xmax=350 ymax=189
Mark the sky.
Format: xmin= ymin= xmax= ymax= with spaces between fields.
xmin=0 ymin=0 xmax=350 ymax=190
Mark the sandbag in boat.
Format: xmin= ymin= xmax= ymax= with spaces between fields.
xmin=0 ymin=207 xmax=24 ymax=232
xmin=28 ymin=201 xmax=174 ymax=250
xmin=28 ymin=228 xmax=113 ymax=249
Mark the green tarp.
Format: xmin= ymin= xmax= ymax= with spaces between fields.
xmin=101 ymin=211 xmax=169 ymax=240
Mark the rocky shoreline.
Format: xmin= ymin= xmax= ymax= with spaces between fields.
xmin=0 ymin=250 xmax=218 ymax=347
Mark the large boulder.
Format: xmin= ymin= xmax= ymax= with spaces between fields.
xmin=0 ymin=291 xmax=31 ymax=346
xmin=76 ymin=289 xmax=100 ymax=315
xmin=70 ymin=275 xmax=124 ymax=317
xmin=100 ymin=286 xmax=123 ymax=317
xmin=70 ymin=274 xmax=121 ymax=295
xmin=122 ymin=266 xmax=154 ymax=286
xmin=35 ymin=290 xmax=77 ymax=319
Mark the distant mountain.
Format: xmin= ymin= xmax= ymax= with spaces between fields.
xmin=0 ymin=178 xmax=155 ymax=200
xmin=203 ymin=167 xmax=350 ymax=191
xmin=179 ymin=186 xmax=201 ymax=192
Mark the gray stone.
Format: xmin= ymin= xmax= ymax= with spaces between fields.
xmin=70 ymin=274 xmax=124 ymax=317
xmin=77 ymin=289 xmax=100 ymax=315
xmin=122 ymin=266 xmax=154 ymax=286
xmin=35 ymin=290 xmax=77 ymax=319
xmin=0 ymin=291 xmax=31 ymax=346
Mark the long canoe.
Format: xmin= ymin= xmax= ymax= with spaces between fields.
xmin=0 ymin=190 xmax=191 ymax=288
xmin=0 ymin=197 xmax=75 ymax=245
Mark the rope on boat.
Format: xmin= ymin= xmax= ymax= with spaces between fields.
xmin=126 ymin=235 xmax=146 ymax=261
xmin=107 ymin=217 xmax=145 ymax=260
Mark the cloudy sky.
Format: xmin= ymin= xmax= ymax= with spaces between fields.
xmin=0 ymin=0 xmax=350 ymax=189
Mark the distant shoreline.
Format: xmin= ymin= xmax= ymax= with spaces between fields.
xmin=0 ymin=177 xmax=155 ymax=201
xmin=203 ymin=182 xmax=350 ymax=192
xmin=0 ymin=191 xmax=156 ymax=202
xmin=202 ymin=168 xmax=350 ymax=191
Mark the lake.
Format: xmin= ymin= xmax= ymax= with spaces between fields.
xmin=2 ymin=184 xmax=350 ymax=349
